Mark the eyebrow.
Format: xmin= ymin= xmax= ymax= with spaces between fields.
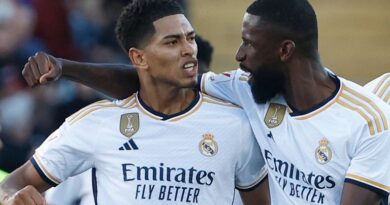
xmin=163 ymin=31 xmax=196 ymax=40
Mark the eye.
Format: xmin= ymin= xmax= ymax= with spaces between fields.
xmin=166 ymin=40 xmax=178 ymax=46
xmin=188 ymin=35 xmax=195 ymax=42
xmin=242 ymin=40 xmax=249 ymax=46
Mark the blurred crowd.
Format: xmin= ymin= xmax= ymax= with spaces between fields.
xmin=0 ymin=0 xmax=179 ymax=172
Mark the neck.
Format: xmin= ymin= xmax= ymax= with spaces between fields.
xmin=139 ymin=83 xmax=196 ymax=115
xmin=282 ymin=59 xmax=337 ymax=111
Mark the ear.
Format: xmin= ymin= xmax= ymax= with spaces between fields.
xmin=128 ymin=48 xmax=148 ymax=69
xmin=279 ymin=40 xmax=295 ymax=62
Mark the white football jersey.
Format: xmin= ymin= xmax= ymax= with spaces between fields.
xmin=364 ymin=73 xmax=389 ymax=105
xmin=200 ymin=69 xmax=390 ymax=205
xmin=32 ymin=91 xmax=267 ymax=205
xmin=45 ymin=170 xmax=93 ymax=205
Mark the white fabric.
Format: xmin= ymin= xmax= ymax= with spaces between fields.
xmin=33 ymin=91 xmax=266 ymax=205
xmin=201 ymin=69 xmax=390 ymax=205
xmin=364 ymin=73 xmax=390 ymax=105
xmin=45 ymin=171 xmax=92 ymax=205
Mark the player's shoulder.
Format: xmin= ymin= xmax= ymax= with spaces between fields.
xmin=200 ymin=92 xmax=249 ymax=121
xmin=205 ymin=69 xmax=250 ymax=81
xmin=364 ymin=73 xmax=389 ymax=91
xmin=201 ymin=92 xmax=241 ymax=109
xmin=340 ymin=77 xmax=388 ymax=109
xmin=337 ymin=78 xmax=389 ymax=136
xmin=364 ymin=73 xmax=389 ymax=103
xmin=66 ymin=94 xmax=137 ymax=125
xmin=200 ymin=69 xmax=250 ymax=86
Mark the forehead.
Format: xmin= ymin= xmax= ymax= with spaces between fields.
xmin=152 ymin=14 xmax=193 ymax=36
xmin=243 ymin=13 xmax=263 ymax=29
xmin=241 ymin=12 xmax=279 ymax=41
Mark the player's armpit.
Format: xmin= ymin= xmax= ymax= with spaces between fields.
xmin=239 ymin=177 xmax=271 ymax=205
xmin=0 ymin=161 xmax=51 ymax=204
xmin=340 ymin=182 xmax=384 ymax=205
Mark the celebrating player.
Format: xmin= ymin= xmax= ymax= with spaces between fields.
xmin=0 ymin=1 xmax=269 ymax=204
xmin=21 ymin=0 xmax=390 ymax=204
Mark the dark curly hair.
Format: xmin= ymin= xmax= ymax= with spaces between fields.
xmin=115 ymin=0 xmax=184 ymax=52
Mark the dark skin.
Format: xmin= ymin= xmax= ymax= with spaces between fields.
xmin=22 ymin=52 xmax=136 ymax=99
xmin=240 ymin=178 xmax=271 ymax=205
xmin=0 ymin=161 xmax=50 ymax=205
xmin=237 ymin=13 xmax=384 ymax=205
xmin=21 ymin=13 xmax=386 ymax=205
xmin=7 ymin=59 xmax=273 ymax=205
xmin=22 ymin=53 xmax=385 ymax=205
xmin=5 ymin=13 xmax=272 ymax=205
xmin=5 ymin=16 xmax=271 ymax=205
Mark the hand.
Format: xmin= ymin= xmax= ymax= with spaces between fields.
xmin=2 ymin=185 xmax=46 ymax=205
xmin=22 ymin=52 xmax=62 ymax=87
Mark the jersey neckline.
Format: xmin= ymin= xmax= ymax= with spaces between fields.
xmin=136 ymin=90 xmax=201 ymax=121
xmin=288 ymin=73 xmax=341 ymax=118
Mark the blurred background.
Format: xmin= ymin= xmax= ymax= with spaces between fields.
xmin=0 ymin=0 xmax=389 ymax=173
xmin=189 ymin=0 xmax=390 ymax=83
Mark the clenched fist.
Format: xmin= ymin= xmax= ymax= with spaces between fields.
xmin=2 ymin=185 xmax=46 ymax=205
xmin=22 ymin=52 xmax=62 ymax=87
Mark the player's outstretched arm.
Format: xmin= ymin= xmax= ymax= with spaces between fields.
xmin=22 ymin=52 xmax=139 ymax=99
xmin=340 ymin=183 xmax=383 ymax=205
xmin=0 ymin=161 xmax=51 ymax=205
xmin=240 ymin=178 xmax=271 ymax=205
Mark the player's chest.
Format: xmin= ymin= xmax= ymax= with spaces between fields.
xmin=255 ymin=108 xmax=356 ymax=181
xmin=94 ymin=113 xmax=240 ymax=169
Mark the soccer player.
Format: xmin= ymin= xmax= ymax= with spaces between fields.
xmin=364 ymin=73 xmax=389 ymax=105
xmin=43 ymin=34 xmax=217 ymax=205
xmin=0 ymin=1 xmax=269 ymax=204
xmin=22 ymin=0 xmax=390 ymax=205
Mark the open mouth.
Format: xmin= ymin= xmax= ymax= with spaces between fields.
xmin=182 ymin=60 xmax=198 ymax=77
xmin=184 ymin=62 xmax=196 ymax=71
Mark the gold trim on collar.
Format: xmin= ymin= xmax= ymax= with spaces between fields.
xmin=294 ymin=83 xmax=343 ymax=120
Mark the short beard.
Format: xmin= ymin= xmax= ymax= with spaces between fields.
xmin=249 ymin=67 xmax=284 ymax=104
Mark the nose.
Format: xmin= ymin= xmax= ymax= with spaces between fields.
xmin=235 ymin=43 xmax=245 ymax=62
xmin=182 ymin=40 xmax=197 ymax=57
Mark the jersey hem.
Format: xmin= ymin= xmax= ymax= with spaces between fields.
xmin=236 ymin=172 xmax=268 ymax=191
xmin=30 ymin=157 xmax=59 ymax=187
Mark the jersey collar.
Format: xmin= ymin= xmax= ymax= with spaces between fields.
xmin=286 ymin=73 xmax=341 ymax=118
xmin=136 ymin=90 xmax=201 ymax=121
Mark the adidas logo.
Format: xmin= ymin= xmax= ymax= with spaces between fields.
xmin=119 ymin=139 xmax=139 ymax=150
xmin=267 ymin=131 xmax=275 ymax=142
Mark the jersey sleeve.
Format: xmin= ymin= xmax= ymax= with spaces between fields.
xmin=364 ymin=73 xmax=390 ymax=104
xmin=198 ymin=69 xmax=250 ymax=106
xmin=345 ymin=130 xmax=390 ymax=197
xmin=31 ymin=116 xmax=100 ymax=186
xmin=234 ymin=115 xmax=267 ymax=190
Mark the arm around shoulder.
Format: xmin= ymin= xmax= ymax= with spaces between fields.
xmin=22 ymin=52 xmax=139 ymax=99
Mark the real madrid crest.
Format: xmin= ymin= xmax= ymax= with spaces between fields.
xmin=264 ymin=103 xmax=286 ymax=128
xmin=315 ymin=137 xmax=332 ymax=164
xmin=119 ymin=113 xmax=139 ymax=138
xmin=199 ymin=133 xmax=218 ymax=157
